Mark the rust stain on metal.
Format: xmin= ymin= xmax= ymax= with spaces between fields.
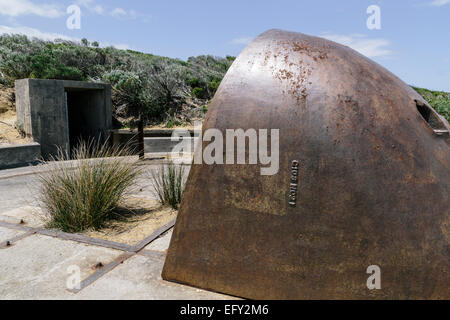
xmin=162 ymin=29 xmax=450 ymax=299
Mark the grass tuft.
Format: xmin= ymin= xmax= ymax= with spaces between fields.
xmin=37 ymin=139 xmax=141 ymax=233
xmin=150 ymin=161 xmax=186 ymax=210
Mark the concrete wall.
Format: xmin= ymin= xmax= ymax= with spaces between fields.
xmin=16 ymin=79 xmax=68 ymax=158
xmin=112 ymin=129 xmax=198 ymax=154
xmin=0 ymin=143 xmax=41 ymax=169
xmin=144 ymin=137 xmax=196 ymax=153
xmin=15 ymin=80 xmax=31 ymax=138
xmin=15 ymin=79 xmax=112 ymax=159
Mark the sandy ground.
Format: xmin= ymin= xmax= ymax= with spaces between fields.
xmin=0 ymin=86 xmax=30 ymax=145
xmin=83 ymin=196 xmax=177 ymax=245
xmin=0 ymin=162 xmax=179 ymax=245
xmin=0 ymin=110 xmax=30 ymax=145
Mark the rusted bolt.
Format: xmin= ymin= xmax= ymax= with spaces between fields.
xmin=6 ymin=241 xmax=11 ymax=247
xmin=20 ymin=219 xmax=25 ymax=224
xmin=94 ymin=262 xmax=104 ymax=269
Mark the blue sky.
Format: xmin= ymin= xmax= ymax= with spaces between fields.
xmin=0 ymin=0 xmax=449 ymax=91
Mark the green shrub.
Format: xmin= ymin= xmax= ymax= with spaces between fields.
xmin=0 ymin=35 xmax=234 ymax=120
xmin=150 ymin=161 xmax=186 ymax=209
xmin=208 ymin=79 xmax=220 ymax=94
xmin=164 ymin=116 xmax=182 ymax=128
xmin=165 ymin=119 xmax=175 ymax=128
xmin=413 ymin=86 xmax=450 ymax=122
xmin=191 ymin=87 xmax=204 ymax=98
xmin=189 ymin=77 xmax=201 ymax=87
xmin=37 ymin=140 xmax=141 ymax=232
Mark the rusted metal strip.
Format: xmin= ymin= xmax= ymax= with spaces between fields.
xmin=0 ymin=229 xmax=36 ymax=248
xmin=0 ymin=220 xmax=133 ymax=251
xmin=131 ymin=219 xmax=176 ymax=252
xmin=1 ymin=215 xmax=175 ymax=293
xmin=66 ymin=222 xmax=176 ymax=293
xmin=137 ymin=249 xmax=166 ymax=260
xmin=0 ymin=220 xmax=34 ymax=231
xmin=37 ymin=228 xmax=135 ymax=252
xmin=0 ymin=218 xmax=175 ymax=253
xmin=67 ymin=251 xmax=135 ymax=293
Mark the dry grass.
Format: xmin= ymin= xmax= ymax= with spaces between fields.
xmin=83 ymin=196 xmax=177 ymax=245
xmin=150 ymin=161 xmax=186 ymax=209
xmin=37 ymin=139 xmax=141 ymax=232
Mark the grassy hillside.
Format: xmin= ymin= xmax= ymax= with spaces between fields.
xmin=0 ymin=34 xmax=234 ymax=127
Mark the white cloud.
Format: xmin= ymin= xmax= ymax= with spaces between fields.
xmin=430 ymin=0 xmax=450 ymax=6
xmin=0 ymin=25 xmax=75 ymax=41
xmin=110 ymin=8 xmax=127 ymax=18
xmin=75 ymin=0 xmax=105 ymax=14
xmin=229 ymin=37 xmax=253 ymax=45
xmin=0 ymin=0 xmax=146 ymax=22
xmin=109 ymin=8 xmax=140 ymax=20
xmin=76 ymin=0 xmax=138 ymax=20
xmin=0 ymin=24 xmax=131 ymax=50
xmin=0 ymin=0 xmax=63 ymax=18
xmin=322 ymin=33 xmax=391 ymax=58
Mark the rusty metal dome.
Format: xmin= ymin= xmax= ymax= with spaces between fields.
xmin=162 ymin=29 xmax=450 ymax=299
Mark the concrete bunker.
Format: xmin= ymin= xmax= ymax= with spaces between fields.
xmin=15 ymin=79 xmax=112 ymax=158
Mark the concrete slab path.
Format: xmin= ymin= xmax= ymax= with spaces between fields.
xmin=0 ymin=161 xmax=232 ymax=300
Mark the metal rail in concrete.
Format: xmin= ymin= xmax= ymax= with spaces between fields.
xmin=0 ymin=218 xmax=176 ymax=293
